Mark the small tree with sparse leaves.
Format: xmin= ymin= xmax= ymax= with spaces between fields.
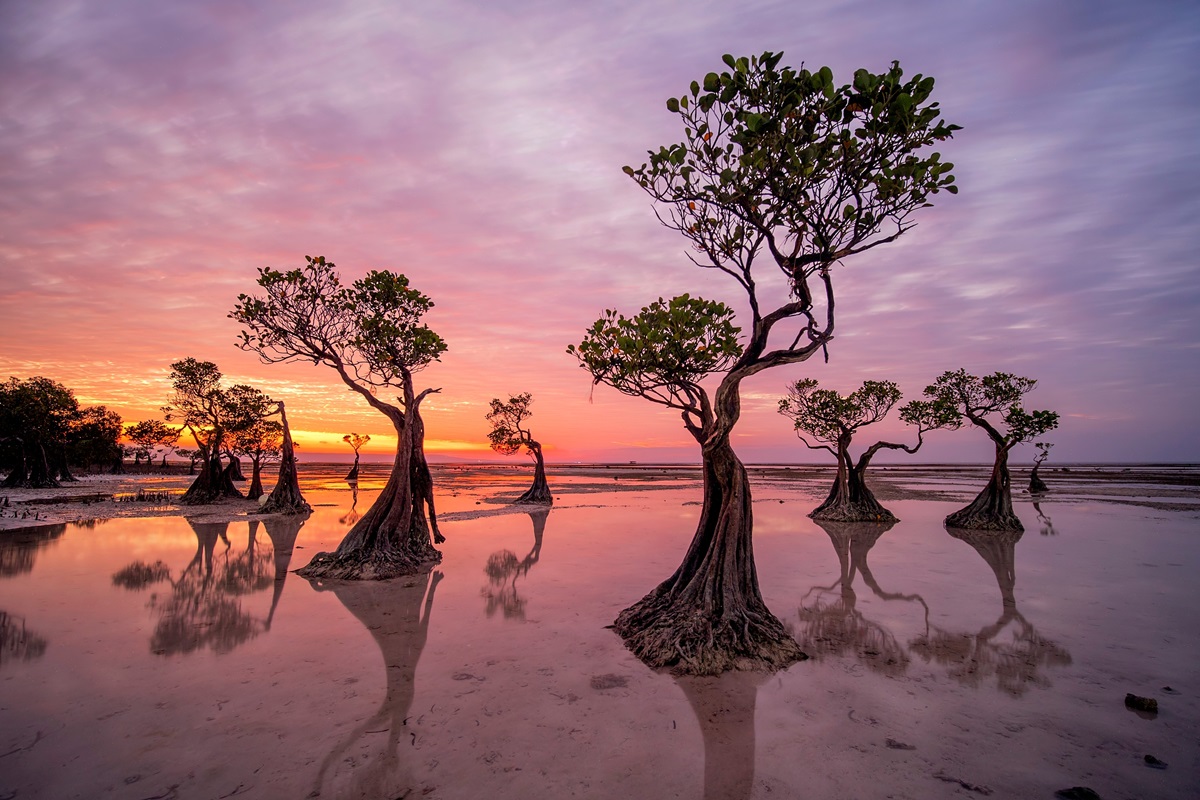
xmin=779 ymin=378 xmax=957 ymax=521
xmin=922 ymin=370 xmax=1059 ymax=530
xmin=486 ymin=393 xmax=552 ymax=504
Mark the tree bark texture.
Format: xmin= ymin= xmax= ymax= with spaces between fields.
xmin=613 ymin=434 xmax=806 ymax=674
xmin=945 ymin=444 xmax=1023 ymax=530
xmin=515 ymin=442 xmax=552 ymax=504
xmin=810 ymin=440 xmax=896 ymax=522
xmin=259 ymin=402 xmax=310 ymax=515
xmin=181 ymin=449 xmax=242 ymax=505
xmin=297 ymin=396 xmax=440 ymax=580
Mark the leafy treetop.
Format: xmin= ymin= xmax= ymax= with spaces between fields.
xmin=231 ymin=256 xmax=447 ymax=403
xmin=343 ymin=433 xmax=371 ymax=452
xmin=486 ymin=393 xmax=541 ymax=457
xmin=568 ymin=295 xmax=742 ymax=434
xmin=922 ymin=369 xmax=1059 ymax=450
xmin=779 ymin=377 xmax=957 ymax=454
xmin=626 ymin=51 xmax=960 ymax=313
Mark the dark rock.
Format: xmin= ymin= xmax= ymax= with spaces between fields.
xmin=885 ymin=738 xmax=916 ymax=750
xmin=1144 ymin=754 xmax=1168 ymax=769
xmin=1054 ymin=789 xmax=1100 ymax=800
xmin=1124 ymin=693 xmax=1158 ymax=713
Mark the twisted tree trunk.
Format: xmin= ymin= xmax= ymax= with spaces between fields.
xmin=298 ymin=393 xmax=440 ymax=580
xmin=811 ymin=441 xmax=895 ymax=522
xmin=181 ymin=446 xmax=242 ymax=505
xmin=1029 ymin=463 xmax=1049 ymax=494
xmin=246 ymin=456 xmax=265 ymax=501
xmin=613 ymin=431 xmax=805 ymax=674
xmin=259 ymin=402 xmax=310 ymax=515
xmin=515 ymin=441 xmax=552 ymax=504
xmin=346 ymin=453 xmax=359 ymax=482
xmin=946 ymin=442 xmax=1023 ymax=531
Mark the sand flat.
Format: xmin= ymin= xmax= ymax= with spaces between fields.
xmin=1 ymin=464 xmax=1197 ymax=798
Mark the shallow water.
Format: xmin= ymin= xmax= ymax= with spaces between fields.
xmin=1 ymin=465 xmax=1198 ymax=798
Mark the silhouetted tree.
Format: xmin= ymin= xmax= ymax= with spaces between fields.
xmin=779 ymin=379 xmax=955 ymax=521
xmin=230 ymin=418 xmax=283 ymax=500
xmin=486 ymin=393 xmax=552 ymax=504
xmin=570 ymin=52 xmax=959 ymax=673
xmin=232 ymin=256 xmax=447 ymax=579
xmin=1029 ymin=442 xmax=1052 ymax=494
xmin=164 ymin=361 xmax=278 ymax=506
xmin=174 ymin=447 xmax=202 ymax=475
xmin=343 ymin=432 xmax=370 ymax=481
xmin=258 ymin=400 xmax=310 ymax=514
xmin=924 ymin=370 xmax=1059 ymax=530
xmin=124 ymin=419 xmax=180 ymax=473
xmin=0 ymin=377 xmax=80 ymax=488
xmin=66 ymin=406 xmax=123 ymax=474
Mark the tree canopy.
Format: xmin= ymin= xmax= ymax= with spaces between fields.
xmin=486 ymin=393 xmax=553 ymax=503
xmin=922 ymin=370 xmax=1058 ymax=451
xmin=924 ymin=369 xmax=1059 ymax=530
xmin=570 ymin=52 xmax=960 ymax=674
xmin=232 ymin=256 xmax=445 ymax=400
xmin=1 ymin=377 xmax=83 ymax=487
xmin=232 ymin=256 xmax=448 ymax=579
xmin=124 ymin=419 xmax=180 ymax=468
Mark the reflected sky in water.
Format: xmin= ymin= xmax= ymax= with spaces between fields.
xmin=1 ymin=464 xmax=1198 ymax=799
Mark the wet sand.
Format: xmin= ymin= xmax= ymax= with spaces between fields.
xmin=1 ymin=463 xmax=1198 ymax=798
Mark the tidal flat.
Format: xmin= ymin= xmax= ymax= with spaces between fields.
xmin=1 ymin=463 xmax=1197 ymax=799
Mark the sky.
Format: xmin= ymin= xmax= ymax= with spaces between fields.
xmin=1 ymin=0 xmax=1198 ymax=464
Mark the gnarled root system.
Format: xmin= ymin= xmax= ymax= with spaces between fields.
xmin=613 ymin=592 xmax=807 ymax=675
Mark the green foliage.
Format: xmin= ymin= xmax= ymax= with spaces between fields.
xmin=486 ymin=393 xmax=536 ymax=457
xmin=922 ymin=369 xmax=1059 ymax=448
xmin=626 ymin=51 xmax=961 ymax=297
xmin=778 ymin=378 xmax=902 ymax=444
xmin=567 ymin=295 xmax=742 ymax=408
xmin=231 ymin=256 xmax=447 ymax=393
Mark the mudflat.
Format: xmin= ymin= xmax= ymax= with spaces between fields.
xmin=1 ymin=463 xmax=1197 ymax=798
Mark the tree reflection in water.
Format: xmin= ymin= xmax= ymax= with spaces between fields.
xmin=793 ymin=519 xmax=927 ymax=676
xmin=676 ymin=671 xmax=765 ymax=800
xmin=909 ymin=527 xmax=1072 ymax=696
xmin=0 ymin=523 xmax=68 ymax=668
xmin=482 ymin=508 xmax=548 ymax=620
xmin=339 ymin=482 xmax=361 ymax=527
xmin=309 ymin=569 xmax=442 ymax=799
xmin=111 ymin=515 xmax=306 ymax=655
xmin=1033 ymin=501 xmax=1057 ymax=536
xmin=0 ymin=523 xmax=66 ymax=577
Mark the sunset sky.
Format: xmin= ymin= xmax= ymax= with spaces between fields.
xmin=2 ymin=1 xmax=1197 ymax=464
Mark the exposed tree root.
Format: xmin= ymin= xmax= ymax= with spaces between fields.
xmin=296 ymin=545 xmax=441 ymax=582
xmin=810 ymin=503 xmax=897 ymax=523
xmin=944 ymin=505 xmax=1023 ymax=531
xmin=613 ymin=592 xmax=807 ymax=675
xmin=514 ymin=482 xmax=553 ymax=504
